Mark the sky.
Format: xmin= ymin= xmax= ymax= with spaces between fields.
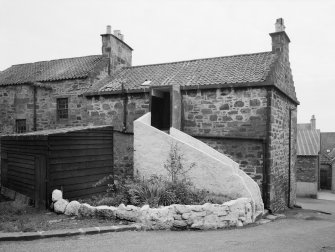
xmin=0 ymin=0 xmax=334 ymax=131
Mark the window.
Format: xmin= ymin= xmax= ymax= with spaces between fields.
xmin=16 ymin=119 xmax=26 ymax=133
xmin=57 ymin=98 xmax=68 ymax=119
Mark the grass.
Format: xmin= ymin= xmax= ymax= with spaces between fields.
xmin=0 ymin=200 xmax=121 ymax=233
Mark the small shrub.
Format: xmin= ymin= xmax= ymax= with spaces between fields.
xmin=164 ymin=142 xmax=195 ymax=183
xmin=88 ymin=141 xmax=232 ymax=208
xmin=127 ymin=175 xmax=175 ymax=207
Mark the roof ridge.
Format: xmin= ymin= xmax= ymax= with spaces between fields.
xmin=12 ymin=55 xmax=104 ymax=67
xmin=127 ymin=51 xmax=273 ymax=69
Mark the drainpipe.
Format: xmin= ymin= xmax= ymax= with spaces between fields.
xmin=33 ymin=85 xmax=37 ymax=131
xmin=108 ymin=52 xmax=111 ymax=76
xmin=288 ymin=108 xmax=292 ymax=207
xmin=264 ymin=88 xmax=272 ymax=210
xmin=121 ymin=83 xmax=128 ymax=132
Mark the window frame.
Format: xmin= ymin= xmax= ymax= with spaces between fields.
xmin=56 ymin=98 xmax=69 ymax=120
xmin=16 ymin=119 xmax=27 ymax=133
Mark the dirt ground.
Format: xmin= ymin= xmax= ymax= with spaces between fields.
xmin=0 ymin=198 xmax=125 ymax=233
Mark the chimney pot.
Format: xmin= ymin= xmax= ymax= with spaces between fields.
xmin=106 ymin=25 xmax=112 ymax=34
xmin=114 ymin=30 xmax=121 ymax=39
xmin=275 ymin=18 xmax=285 ymax=32
xmin=310 ymin=115 xmax=316 ymax=130
xmin=120 ymin=34 xmax=124 ymax=41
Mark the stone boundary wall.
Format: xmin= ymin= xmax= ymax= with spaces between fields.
xmin=52 ymin=190 xmax=256 ymax=230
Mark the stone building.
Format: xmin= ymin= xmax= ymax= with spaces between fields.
xmin=320 ymin=153 xmax=335 ymax=192
xmin=296 ymin=115 xmax=320 ymax=198
xmin=0 ymin=18 xmax=298 ymax=212
xmin=320 ymin=132 xmax=335 ymax=192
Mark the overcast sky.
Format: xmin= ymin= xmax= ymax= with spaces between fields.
xmin=1 ymin=0 xmax=334 ymax=131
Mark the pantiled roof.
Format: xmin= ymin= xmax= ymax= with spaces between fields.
xmin=0 ymin=55 xmax=106 ymax=86
xmin=320 ymin=152 xmax=335 ymax=165
xmin=328 ymin=148 xmax=335 ymax=159
xmin=297 ymin=128 xmax=320 ymax=156
xmin=97 ymin=52 xmax=277 ymax=93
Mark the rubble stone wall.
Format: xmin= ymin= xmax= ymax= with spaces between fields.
xmin=86 ymin=93 xmax=150 ymax=132
xmin=296 ymin=156 xmax=318 ymax=183
xmin=52 ymin=187 xmax=256 ymax=230
xmin=113 ymin=131 xmax=134 ymax=176
xmin=197 ymin=138 xmax=264 ymax=188
xmin=182 ymin=87 xmax=268 ymax=138
xmin=0 ymin=85 xmax=35 ymax=134
xmin=0 ymin=80 xmax=91 ymax=134
xmin=268 ymin=89 xmax=297 ymax=212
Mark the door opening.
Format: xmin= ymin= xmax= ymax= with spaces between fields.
xmin=320 ymin=165 xmax=332 ymax=190
xmin=151 ymin=89 xmax=171 ymax=130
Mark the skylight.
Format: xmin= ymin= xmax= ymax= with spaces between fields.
xmin=141 ymin=80 xmax=151 ymax=86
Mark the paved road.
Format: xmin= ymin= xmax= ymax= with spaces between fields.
xmin=1 ymin=198 xmax=335 ymax=252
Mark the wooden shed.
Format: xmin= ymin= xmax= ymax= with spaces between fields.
xmin=0 ymin=126 xmax=114 ymax=208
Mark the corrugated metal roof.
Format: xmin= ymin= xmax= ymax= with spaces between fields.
xmin=297 ymin=128 xmax=320 ymax=155
xmin=95 ymin=52 xmax=277 ymax=93
xmin=0 ymin=55 xmax=106 ymax=86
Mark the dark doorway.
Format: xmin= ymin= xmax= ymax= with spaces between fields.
xmin=151 ymin=90 xmax=171 ymax=130
xmin=320 ymin=165 xmax=332 ymax=190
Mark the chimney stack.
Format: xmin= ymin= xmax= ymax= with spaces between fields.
xmin=269 ymin=18 xmax=290 ymax=54
xmin=113 ymin=30 xmax=123 ymax=40
xmin=106 ymin=25 xmax=112 ymax=34
xmin=310 ymin=115 xmax=316 ymax=130
xmin=275 ymin=18 xmax=285 ymax=32
xmin=101 ymin=25 xmax=133 ymax=75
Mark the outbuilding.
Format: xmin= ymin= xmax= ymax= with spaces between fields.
xmin=1 ymin=126 xmax=114 ymax=207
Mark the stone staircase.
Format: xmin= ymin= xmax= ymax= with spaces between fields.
xmin=133 ymin=113 xmax=264 ymax=221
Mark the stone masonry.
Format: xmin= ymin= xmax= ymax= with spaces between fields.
xmin=182 ymin=88 xmax=267 ymax=138
xmin=0 ymin=69 xmax=108 ymax=134
xmin=296 ymin=156 xmax=318 ymax=183
xmin=86 ymin=93 xmax=150 ymax=133
xmin=0 ymin=20 xmax=298 ymax=212
xmin=268 ymin=89 xmax=297 ymax=212
xmin=198 ymin=138 xmax=264 ymax=188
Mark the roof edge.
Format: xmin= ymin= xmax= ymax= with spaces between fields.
xmin=84 ymin=81 xmax=274 ymax=96
xmin=11 ymin=55 xmax=104 ymax=67
xmin=126 ymin=51 xmax=273 ymax=69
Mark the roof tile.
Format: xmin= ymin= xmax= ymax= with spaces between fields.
xmin=0 ymin=55 xmax=106 ymax=85
xmin=97 ymin=52 xmax=277 ymax=93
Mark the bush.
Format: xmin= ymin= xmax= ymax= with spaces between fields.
xmin=87 ymin=142 xmax=232 ymax=208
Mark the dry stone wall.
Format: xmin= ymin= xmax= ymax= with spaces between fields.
xmin=52 ymin=189 xmax=256 ymax=230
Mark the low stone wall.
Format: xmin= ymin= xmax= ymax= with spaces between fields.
xmin=52 ymin=190 xmax=256 ymax=230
